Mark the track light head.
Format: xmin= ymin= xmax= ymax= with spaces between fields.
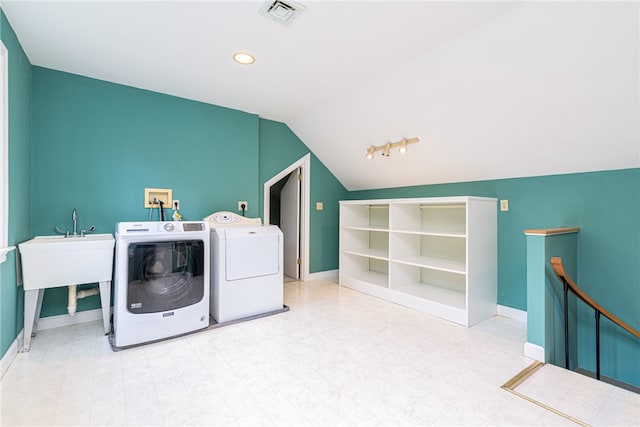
xmin=399 ymin=139 xmax=407 ymax=154
xmin=366 ymin=146 xmax=375 ymax=159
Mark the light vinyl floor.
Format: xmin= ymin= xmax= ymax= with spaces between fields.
xmin=1 ymin=279 xmax=638 ymax=426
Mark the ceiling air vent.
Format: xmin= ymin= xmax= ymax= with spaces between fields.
xmin=259 ymin=0 xmax=306 ymax=26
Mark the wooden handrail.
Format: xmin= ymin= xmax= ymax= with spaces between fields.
xmin=550 ymin=257 xmax=640 ymax=339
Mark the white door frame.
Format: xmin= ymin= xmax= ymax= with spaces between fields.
xmin=280 ymin=168 xmax=300 ymax=279
xmin=0 ymin=41 xmax=10 ymax=264
xmin=263 ymin=154 xmax=310 ymax=281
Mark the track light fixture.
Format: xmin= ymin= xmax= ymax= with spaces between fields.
xmin=365 ymin=137 xmax=419 ymax=159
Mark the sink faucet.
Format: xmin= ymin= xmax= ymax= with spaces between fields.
xmin=54 ymin=208 xmax=95 ymax=237
xmin=72 ymin=208 xmax=78 ymax=236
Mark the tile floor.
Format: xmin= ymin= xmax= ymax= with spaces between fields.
xmin=1 ymin=278 xmax=638 ymax=426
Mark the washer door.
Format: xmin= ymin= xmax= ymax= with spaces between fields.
xmin=126 ymin=240 xmax=205 ymax=314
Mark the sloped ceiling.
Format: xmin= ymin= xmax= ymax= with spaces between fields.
xmin=2 ymin=1 xmax=639 ymax=190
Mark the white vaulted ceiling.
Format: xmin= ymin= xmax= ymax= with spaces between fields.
xmin=2 ymin=1 xmax=639 ymax=190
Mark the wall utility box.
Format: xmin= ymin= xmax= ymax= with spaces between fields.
xmin=144 ymin=188 xmax=172 ymax=208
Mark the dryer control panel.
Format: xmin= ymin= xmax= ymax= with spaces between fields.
xmin=203 ymin=211 xmax=262 ymax=227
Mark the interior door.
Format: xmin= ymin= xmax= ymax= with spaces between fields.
xmin=280 ymin=169 xmax=300 ymax=279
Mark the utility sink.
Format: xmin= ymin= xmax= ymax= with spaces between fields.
xmin=19 ymin=234 xmax=115 ymax=351
xmin=18 ymin=234 xmax=115 ymax=291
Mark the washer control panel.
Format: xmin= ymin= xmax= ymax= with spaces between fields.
xmin=183 ymin=222 xmax=205 ymax=231
xmin=117 ymin=221 xmax=208 ymax=235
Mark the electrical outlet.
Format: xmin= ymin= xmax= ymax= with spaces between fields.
xmin=173 ymin=200 xmax=180 ymax=210
xmin=238 ymin=201 xmax=248 ymax=211
xmin=500 ymin=199 xmax=509 ymax=211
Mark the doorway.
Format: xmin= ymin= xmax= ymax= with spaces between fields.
xmin=269 ymin=169 xmax=300 ymax=281
xmin=263 ymin=154 xmax=310 ymax=281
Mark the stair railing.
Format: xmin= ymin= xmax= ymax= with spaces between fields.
xmin=550 ymin=257 xmax=640 ymax=380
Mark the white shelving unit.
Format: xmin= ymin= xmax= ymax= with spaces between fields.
xmin=339 ymin=196 xmax=497 ymax=327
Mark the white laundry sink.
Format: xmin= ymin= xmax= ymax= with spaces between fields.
xmin=19 ymin=234 xmax=115 ymax=290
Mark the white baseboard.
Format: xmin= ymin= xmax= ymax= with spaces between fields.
xmin=497 ymin=304 xmax=527 ymax=323
xmin=524 ymin=341 xmax=545 ymax=362
xmin=1 ymin=329 xmax=23 ymax=379
xmin=305 ymin=269 xmax=338 ymax=281
xmin=37 ymin=308 xmax=104 ymax=331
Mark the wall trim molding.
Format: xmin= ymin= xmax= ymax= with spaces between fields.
xmin=1 ymin=329 xmax=23 ymax=379
xmin=37 ymin=308 xmax=104 ymax=331
xmin=0 ymin=41 xmax=9 ymax=264
xmin=497 ymin=304 xmax=527 ymax=323
xmin=306 ymin=269 xmax=338 ymax=281
xmin=524 ymin=341 xmax=545 ymax=362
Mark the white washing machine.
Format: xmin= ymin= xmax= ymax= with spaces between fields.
xmin=113 ymin=221 xmax=210 ymax=348
xmin=204 ymin=211 xmax=283 ymax=324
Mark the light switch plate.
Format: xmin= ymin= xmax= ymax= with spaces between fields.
xmin=500 ymin=200 xmax=509 ymax=211
xmin=316 ymin=202 xmax=324 ymax=211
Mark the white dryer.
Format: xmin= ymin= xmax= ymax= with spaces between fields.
xmin=204 ymin=211 xmax=283 ymax=323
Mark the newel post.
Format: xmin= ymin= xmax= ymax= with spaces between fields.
xmin=524 ymin=227 xmax=580 ymax=367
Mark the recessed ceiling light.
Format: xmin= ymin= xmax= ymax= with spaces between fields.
xmin=233 ymin=52 xmax=255 ymax=65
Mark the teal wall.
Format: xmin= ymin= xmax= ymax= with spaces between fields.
xmin=258 ymin=119 xmax=348 ymax=273
xmin=349 ymin=168 xmax=640 ymax=386
xmin=307 ymin=154 xmax=347 ymax=273
xmin=0 ymin=11 xmax=32 ymax=358
xmin=31 ymin=66 xmax=261 ymax=317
